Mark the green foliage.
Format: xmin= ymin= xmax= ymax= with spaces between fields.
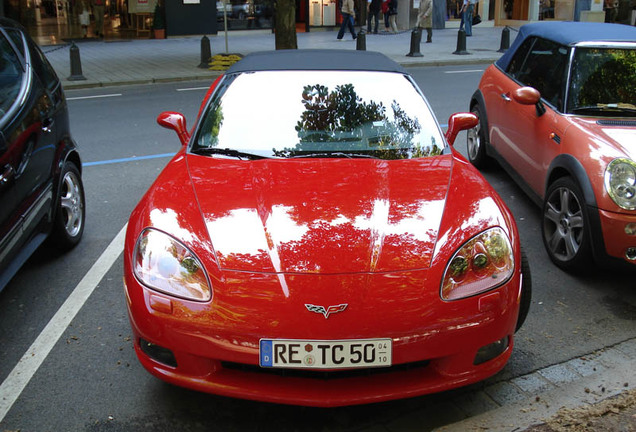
xmin=153 ymin=3 xmax=166 ymax=29
xmin=569 ymin=48 xmax=636 ymax=110
xmin=271 ymin=83 xmax=435 ymax=160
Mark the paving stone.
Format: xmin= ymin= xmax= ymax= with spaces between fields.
xmin=511 ymin=372 xmax=554 ymax=394
xmin=567 ymin=357 xmax=606 ymax=377
xmin=614 ymin=339 xmax=636 ymax=358
xmin=483 ymin=381 xmax=526 ymax=406
xmin=537 ymin=363 xmax=581 ymax=385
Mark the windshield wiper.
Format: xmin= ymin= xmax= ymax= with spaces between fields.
xmin=191 ymin=147 xmax=270 ymax=160
xmin=571 ymin=105 xmax=636 ymax=116
xmin=290 ymin=152 xmax=379 ymax=159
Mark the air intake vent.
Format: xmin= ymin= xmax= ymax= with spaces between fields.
xmin=597 ymin=120 xmax=636 ymax=127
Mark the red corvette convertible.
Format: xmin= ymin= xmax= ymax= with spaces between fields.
xmin=123 ymin=50 xmax=531 ymax=407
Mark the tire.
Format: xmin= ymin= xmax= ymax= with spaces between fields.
xmin=467 ymin=103 xmax=492 ymax=169
xmin=541 ymin=177 xmax=591 ymax=271
xmin=49 ymin=161 xmax=85 ymax=251
xmin=516 ymin=247 xmax=532 ymax=332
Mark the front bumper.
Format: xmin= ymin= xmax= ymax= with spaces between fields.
xmin=598 ymin=208 xmax=636 ymax=265
xmin=123 ymin=269 xmax=521 ymax=407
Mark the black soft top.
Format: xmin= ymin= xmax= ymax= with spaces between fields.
xmin=226 ymin=49 xmax=407 ymax=74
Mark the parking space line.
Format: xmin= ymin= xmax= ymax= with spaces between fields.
xmin=66 ymin=94 xmax=122 ymax=101
xmin=0 ymin=225 xmax=127 ymax=422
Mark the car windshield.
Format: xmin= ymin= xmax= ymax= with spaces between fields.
xmin=567 ymin=46 xmax=636 ymax=116
xmin=192 ymin=70 xmax=446 ymax=160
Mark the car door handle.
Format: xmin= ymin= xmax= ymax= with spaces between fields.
xmin=500 ymin=93 xmax=511 ymax=102
xmin=0 ymin=165 xmax=16 ymax=189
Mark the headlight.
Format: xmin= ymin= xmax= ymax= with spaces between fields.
xmin=441 ymin=227 xmax=514 ymax=301
xmin=605 ymin=158 xmax=636 ymax=210
xmin=133 ymin=228 xmax=212 ymax=301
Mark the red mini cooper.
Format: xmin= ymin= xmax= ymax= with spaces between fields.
xmin=468 ymin=22 xmax=636 ymax=271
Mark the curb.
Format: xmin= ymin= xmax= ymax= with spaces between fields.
xmin=434 ymin=338 xmax=636 ymax=431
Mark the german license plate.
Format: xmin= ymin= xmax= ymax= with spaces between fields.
xmin=259 ymin=338 xmax=392 ymax=369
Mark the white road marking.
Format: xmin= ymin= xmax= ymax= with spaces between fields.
xmin=66 ymin=93 xmax=122 ymax=101
xmin=444 ymin=70 xmax=484 ymax=74
xmin=176 ymin=87 xmax=209 ymax=92
xmin=0 ymin=225 xmax=127 ymax=422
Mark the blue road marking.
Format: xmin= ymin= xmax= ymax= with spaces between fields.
xmin=83 ymin=153 xmax=175 ymax=167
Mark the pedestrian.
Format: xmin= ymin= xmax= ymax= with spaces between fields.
xmin=382 ymin=0 xmax=390 ymax=31
xmin=459 ymin=0 xmax=467 ymax=30
xmin=367 ymin=0 xmax=382 ymax=34
xmin=78 ymin=0 xmax=91 ymax=38
xmin=388 ymin=0 xmax=398 ymax=32
xmin=337 ymin=0 xmax=357 ymax=40
xmin=416 ymin=0 xmax=432 ymax=42
xmin=463 ymin=0 xmax=476 ymax=36
xmin=91 ymin=0 xmax=106 ymax=38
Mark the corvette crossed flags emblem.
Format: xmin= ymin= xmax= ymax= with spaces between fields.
xmin=305 ymin=303 xmax=348 ymax=319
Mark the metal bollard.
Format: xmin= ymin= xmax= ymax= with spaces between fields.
xmin=406 ymin=28 xmax=423 ymax=57
xmin=67 ymin=42 xmax=86 ymax=81
xmin=498 ymin=26 xmax=510 ymax=53
xmin=199 ymin=35 xmax=212 ymax=68
xmin=453 ymin=29 xmax=469 ymax=55
xmin=356 ymin=30 xmax=366 ymax=51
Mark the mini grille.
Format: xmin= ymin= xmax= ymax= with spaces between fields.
xmin=221 ymin=360 xmax=430 ymax=380
xmin=597 ymin=120 xmax=636 ymax=127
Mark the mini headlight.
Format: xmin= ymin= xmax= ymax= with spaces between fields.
xmin=441 ymin=227 xmax=514 ymax=301
xmin=133 ymin=228 xmax=212 ymax=301
xmin=605 ymin=158 xmax=636 ymax=210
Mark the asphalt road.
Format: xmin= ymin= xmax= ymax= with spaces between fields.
xmin=0 ymin=64 xmax=634 ymax=431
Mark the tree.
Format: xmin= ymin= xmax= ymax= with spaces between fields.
xmin=274 ymin=0 xmax=297 ymax=49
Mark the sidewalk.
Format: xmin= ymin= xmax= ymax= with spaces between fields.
xmin=41 ymin=26 xmax=636 ymax=431
xmin=43 ymin=22 xmax=508 ymax=89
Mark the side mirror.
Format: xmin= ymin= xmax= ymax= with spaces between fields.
xmin=445 ymin=112 xmax=479 ymax=146
xmin=157 ymin=111 xmax=190 ymax=147
xmin=512 ymin=86 xmax=546 ymax=117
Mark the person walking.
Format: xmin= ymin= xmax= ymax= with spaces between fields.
xmin=463 ymin=0 xmax=475 ymax=36
xmin=459 ymin=0 xmax=467 ymax=31
xmin=382 ymin=0 xmax=390 ymax=31
xmin=388 ymin=0 xmax=398 ymax=32
xmin=78 ymin=0 xmax=91 ymax=38
xmin=91 ymin=0 xmax=106 ymax=38
xmin=416 ymin=0 xmax=432 ymax=42
xmin=337 ymin=0 xmax=357 ymax=40
xmin=367 ymin=0 xmax=382 ymax=34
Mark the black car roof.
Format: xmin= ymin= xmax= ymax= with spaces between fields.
xmin=226 ymin=50 xmax=407 ymax=74
xmin=497 ymin=22 xmax=636 ymax=70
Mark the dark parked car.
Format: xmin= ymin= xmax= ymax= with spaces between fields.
xmin=468 ymin=22 xmax=636 ymax=271
xmin=0 ymin=18 xmax=85 ymax=291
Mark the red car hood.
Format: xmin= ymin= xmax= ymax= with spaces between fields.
xmin=570 ymin=117 xmax=636 ymax=159
xmin=187 ymin=154 xmax=453 ymax=274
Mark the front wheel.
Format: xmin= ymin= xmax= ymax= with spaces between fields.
xmin=467 ymin=104 xmax=492 ymax=169
xmin=49 ymin=161 xmax=85 ymax=250
xmin=541 ymin=177 xmax=591 ymax=271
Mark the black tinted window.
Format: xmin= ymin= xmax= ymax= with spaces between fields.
xmin=0 ymin=32 xmax=24 ymax=116
xmin=508 ymin=37 xmax=569 ymax=111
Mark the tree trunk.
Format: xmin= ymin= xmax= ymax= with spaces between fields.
xmin=274 ymin=0 xmax=297 ymax=50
